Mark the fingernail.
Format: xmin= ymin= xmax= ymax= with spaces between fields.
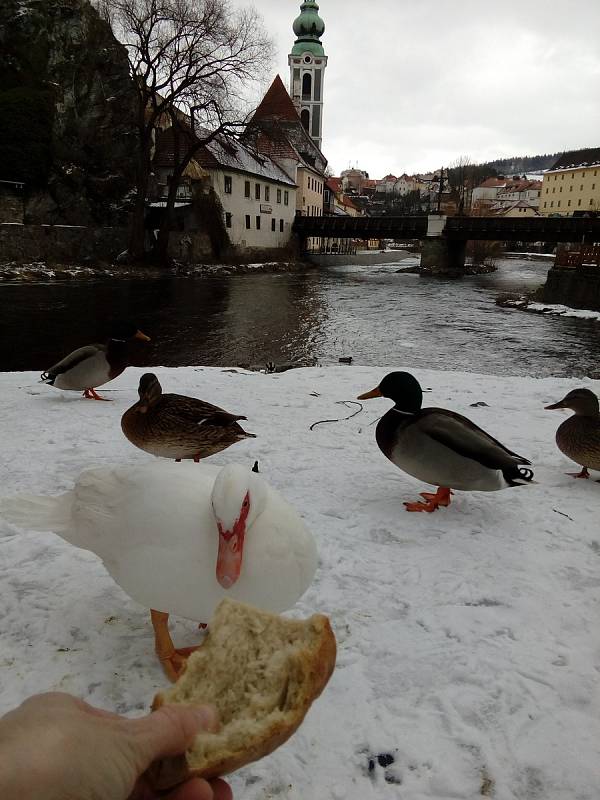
xmin=191 ymin=705 xmax=219 ymax=733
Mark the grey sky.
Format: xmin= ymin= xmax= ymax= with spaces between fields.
xmin=237 ymin=0 xmax=600 ymax=178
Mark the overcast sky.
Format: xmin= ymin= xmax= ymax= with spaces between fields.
xmin=237 ymin=0 xmax=600 ymax=178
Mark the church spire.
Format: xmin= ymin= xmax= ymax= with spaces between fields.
xmin=288 ymin=0 xmax=327 ymax=151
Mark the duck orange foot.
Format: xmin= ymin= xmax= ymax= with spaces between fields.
xmin=567 ymin=467 xmax=590 ymax=479
xmin=83 ymin=388 xmax=110 ymax=401
xmin=151 ymin=609 xmax=199 ymax=682
xmin=404 ymin=487 xmax=453 ymax=513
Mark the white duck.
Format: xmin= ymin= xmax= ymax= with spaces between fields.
xmin=1 ymin=462 xmax=318 ymax=680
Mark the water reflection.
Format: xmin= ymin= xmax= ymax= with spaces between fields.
xmin=1 ymin=259 xmax=599 ymax=378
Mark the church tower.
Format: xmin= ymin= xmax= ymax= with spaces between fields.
xmin=288 ymin=0 xmax=327 ymax=151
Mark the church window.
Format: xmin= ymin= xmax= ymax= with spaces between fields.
xmin=314 ymin=69 xmax=322 ymax=101
xmin=302 ymin=73 xmax=312 ymax=100
xmin=300 ymin=109 xmax=310 ymax=131
xmin=311 ymin=106 xmax=321 ymax=137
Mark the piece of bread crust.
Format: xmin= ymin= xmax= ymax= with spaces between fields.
xmin=149 ymin=598 xmax=336 ymax=790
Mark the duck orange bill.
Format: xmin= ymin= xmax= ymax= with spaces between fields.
xmin=216 ymin=497 xmax=250 ymax=589
xmin=357 ymin=387 xmax=382 ymax=400
xmin=135 ymin=330 xmax=151 ymax=342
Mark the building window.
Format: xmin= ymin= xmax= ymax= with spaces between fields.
xmin=568 ymin=200 xmax=571 ymax=207
xmin=561 ymin=174 xmax=564 ymax=180
xmin=570 ymin=186 xmax=573 ymax=191
xmin=543 ymin=202 xmax=547 ymax=208
xmin=245 ymin=214 xmax=251 ymax=229
xmin=552 ymin=188 xmax=555 ymax=193
xmin=225 ymin=212 xmax=232 ymax=228
xmin=244 ymin=181 xmax=250 ymax=198
xmin=280 ymin=219 xmax=284 ymax=232
xmin=591 ymin=199 xmax=595 ymax=205
xmin=265 ymin=186 xmax=270 ymax=202
xmin=224 ymin=176 xmax=232 ymax=194
xmin=271 ymin=218 xmax=276 ymax=231
xmin=300 ymin=109 xmax=310 ymax=131
xmin=557 ymin=201 xmax=561 ymax=207
xmin=277 ymin=188 xmax=281 ymax=203
xmin=255 ymin=183 xmax=261 ymax=200
xmin=550 ymin=201 xmax=553 ymax=207
xmin=284 ymin=191 xmax=289 ymax=206
xmin=593 ymin=184 xmax=596 ymax=190
xmin=256 ymin=215 xmax=261 ymax=229
xmin=559 ymin=187 xmax=562 ymax=192
xmin=302 ymin=73 xmax=312 ymax=100
xmin=578 ymin=199 xmax=582 ymax=206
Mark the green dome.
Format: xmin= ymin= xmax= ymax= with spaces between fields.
xmin=291 ymin=1 xmax=325 ymax=56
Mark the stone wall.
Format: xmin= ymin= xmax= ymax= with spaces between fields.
xmin=0 ymin=223 xmax=127 ymax=263
xmin=541 ymin=266 xmax=600 ymax=312
xmin=0 ymin=193 xmax=24 ymax=224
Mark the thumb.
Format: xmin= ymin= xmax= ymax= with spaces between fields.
xmin=126 ymin=704 xmax=219 ymax=766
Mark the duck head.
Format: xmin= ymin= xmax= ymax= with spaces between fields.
xmin=109 ymin=321 xmax=151 ymax=343
xmin=358 ymin=371 xmax=423 ymax=413
xmin=137 ymin=373 xmax=162 ymax=413
xmin=545 ymin=388 xmax=599 ymax=416
xmin=211 ymin=464 xmax=268 ymax=589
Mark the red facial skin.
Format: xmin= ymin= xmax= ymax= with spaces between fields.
xmin=216 ymin=491 xmax=250 ymax=588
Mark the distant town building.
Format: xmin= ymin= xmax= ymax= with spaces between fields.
xmin=340 ymin=168 xmax=369 ymax=194
xmin=539 ymin=148 xmax=600 ymax=216
xmin=288 ymin=0 xmax=327 ymax=151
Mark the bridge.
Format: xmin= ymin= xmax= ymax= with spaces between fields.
xmin=292 ymin=214 xmax=600 ymax=272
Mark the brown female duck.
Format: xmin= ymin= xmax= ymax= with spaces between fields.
xmin=358 ymin=371 xmax=534 ymax=512
xmin=545 ymin=388 xmax=600 ymax=479
xmin=122 ymin=373 xmax=255 ymax=461
xmin=41 ymin=322 xmax=150 ymax=400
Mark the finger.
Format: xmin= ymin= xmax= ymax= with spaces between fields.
xmin=165 ymin=777 xmax=215 ymax=800
xmin=126 ymin=705 xmax=219 ymax=765
xmin=210 ymin=778 xmax=233 ymax=800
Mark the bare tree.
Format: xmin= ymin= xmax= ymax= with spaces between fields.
xmin=95 ymin=0 xmax=273 ymax=262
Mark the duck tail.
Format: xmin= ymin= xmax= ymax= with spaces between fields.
xmin=0 ymin=492 xmax=72 ymax=534
xmin=503 ymin=465 xmax=535 ymax=486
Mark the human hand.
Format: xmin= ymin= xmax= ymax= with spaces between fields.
xmin=0 ymin=691 xmax=232 ymax=800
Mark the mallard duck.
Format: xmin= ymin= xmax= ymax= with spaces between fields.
xmin=358 ymin=371 xmax=534 ymax=512
xmin=121 ymin=373 xmax=255 ymax=461
xmin=41 ymin=322 xmax=150 ymax=400
xmin=1 ymin=461 xmax=317 ymax=680
xmin=545 ymin=388 xmax=600 ymax=479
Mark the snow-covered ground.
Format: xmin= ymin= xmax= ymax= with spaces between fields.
xmin=1 ymin=365 xmax=600 ymax=799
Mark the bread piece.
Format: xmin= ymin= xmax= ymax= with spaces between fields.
xmin=150 ymin=598 xmax=336 ymax=790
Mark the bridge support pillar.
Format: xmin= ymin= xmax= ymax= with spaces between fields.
xmin=420 ymin=237 xmax=466 ymax=276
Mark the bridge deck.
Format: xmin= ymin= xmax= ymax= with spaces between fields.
xmin=293 ymin=214 xmax=600 ymax=243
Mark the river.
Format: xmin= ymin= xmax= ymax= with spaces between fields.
xmin=1 ymin=257 xmax=599 ymax=377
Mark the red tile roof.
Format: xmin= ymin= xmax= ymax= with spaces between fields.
xmin=249 ymin=75 xmax=302 ymax=124
xmin=326 ymin=177 xmax=343 ymax=193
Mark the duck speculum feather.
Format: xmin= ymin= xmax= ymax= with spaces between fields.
xmin=546 ymin=388 xmax=600 ymax=479
xmin=358 ymin=372 xmax=533 ymax=512
xmin=122 ymin=373 xmax=255 ymax=461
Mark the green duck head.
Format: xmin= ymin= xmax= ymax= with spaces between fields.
xmin=358 ymin=371 xmax=423 ymax=413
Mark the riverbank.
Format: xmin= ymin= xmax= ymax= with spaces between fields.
xmin=1 ymin=364 xmax=599 ymax=800
xmin=0 ymin=258 xmax=315 ymax=282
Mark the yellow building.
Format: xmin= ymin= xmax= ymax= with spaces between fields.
xmin=540 ymin=148 xmax=600 ymax=216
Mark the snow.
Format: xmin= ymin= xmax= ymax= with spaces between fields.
xmin=526 ymin=302 xmax=600 ymax=321
xmin=1 ymin=365 xmax=600 ymax=799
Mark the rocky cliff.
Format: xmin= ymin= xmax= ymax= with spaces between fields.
xmin=0 ymin=0 xmax=138 ymax=225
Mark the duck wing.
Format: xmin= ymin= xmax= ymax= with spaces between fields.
xmin=417 ymin=408 xmax=531 ymax=470
xmin=41 ymin=344 xmax=105 ymax=382
xmin=162 ymin=394 xmax=252 ymax=432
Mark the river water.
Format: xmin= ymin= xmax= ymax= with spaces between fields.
xmin=1 ymin=257 xmax=599 ymax=377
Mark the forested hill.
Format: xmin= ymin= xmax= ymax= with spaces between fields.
xmin=482 ymin=153 xmax=562 ymax=175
